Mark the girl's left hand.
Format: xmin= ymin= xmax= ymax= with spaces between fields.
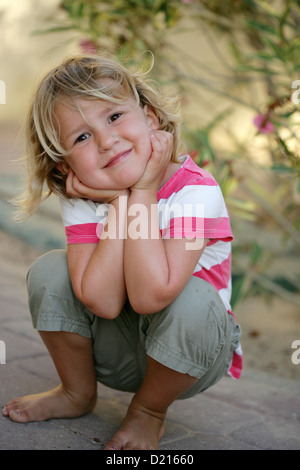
xmin=65 ymin=169 xmax=127 ymax=203
xmin=131 ymin=130 xmax=173 ymax=192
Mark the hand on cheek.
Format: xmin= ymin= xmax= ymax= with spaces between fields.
xmin=131 ymin=130 xmax=173 ymax=192
xmin=65 ymin=169 xmax=127 ymax=203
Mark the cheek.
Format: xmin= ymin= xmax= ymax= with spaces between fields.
xmin=138 ymin=131 xmax=152 ymax=160
xmin=69 ymin=149 xmax=96 ymax=173
xmin=70 ymin=161 xmax=98 ymax=186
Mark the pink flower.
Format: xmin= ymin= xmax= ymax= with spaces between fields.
xmin=182 ymin=0 xmax=194 ymax=3
xmin=253 ymin=114 xmax=275 ymax=134
xmin=79 ymin=38 xmax=98 ymax=54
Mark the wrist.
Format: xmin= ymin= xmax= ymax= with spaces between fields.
xmin=130 ymin=186 xmax=157 ymax=197
xmin=109 ymin=189 xmax=130 ymax=205
xmin=129 ymin=188 xmax=157 ymax=204
xmin=128 ymin=188 xmax=158 ymax=210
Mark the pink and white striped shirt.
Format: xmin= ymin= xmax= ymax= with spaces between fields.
xmin=60 ymin=155 xmax=242 ymax=379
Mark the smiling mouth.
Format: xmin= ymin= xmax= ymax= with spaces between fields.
xmin=105 ymin=149 xmax=132 ymax=168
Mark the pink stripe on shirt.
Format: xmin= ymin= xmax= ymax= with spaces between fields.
xmin=65 ymin=223 xmax=98 ymax=244
xmin=157 ymin=160 xmax=218 ymax=200
xmin=161 ymin=216 xmax=204 ymax=239
xmin=161 ymin=217 xmax=232 ymax=240
xmin=193 ymin=253 xmax=232 ymax=292
xmin=228 ymin=351 xmax=243 ymax=379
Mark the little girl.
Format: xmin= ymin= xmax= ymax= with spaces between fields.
xmin=2 ymin=55 xmax=242 ymax=450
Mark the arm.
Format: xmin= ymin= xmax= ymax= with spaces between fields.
xmin=124 ymin=132 xmax=208 ymax=314
xmin=65 ymin=171 xmax=129 ymax=319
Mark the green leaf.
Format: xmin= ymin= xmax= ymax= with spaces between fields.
xmin=231 ymin=274 xmax=246 ymax=309
xmin=263 ymin=37 xmax=287 ymax=62
xmin=271 ymin=164 xmax=295 ymax=174
xmin=256 ymin=1 xmax=281 ymax=19
xmin=244 ymin=18 xmax=279 ymax=36
xmin=272 ymin=276 xmax=300 ymax=293
xmin=31 ymin=25 xmax=76 ymax=35
xmin=250 ymin=243 xmax=262 ymax=265
xmin=237 ymin=64 xmax=279 ymax=75
xmin=253 ymin=51 xmax=276 ymax=61
xmin=228 ymin=197 xmax=256 ymax=213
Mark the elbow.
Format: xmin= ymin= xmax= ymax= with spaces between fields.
xmin=128 ymin=292 xmax=171 ymax=315
xmin=129 ymin=301 xmax=151 ymax=315
xmin=83 ymin=296 xmax=121 ymax=319
xmin=72 ymin=278 xmax=124 ymax=319
xmin=127 ymin=281 xmax=182 ymax=315
xmin=78 ymin=290 xmax=122 ymax=320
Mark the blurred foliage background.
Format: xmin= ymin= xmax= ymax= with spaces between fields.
xmin=1 ymin=0 xmax=300 ymax=309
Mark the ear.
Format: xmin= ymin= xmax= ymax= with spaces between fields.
xmin=144 ymin=105 xmax=160 ymax=130
xmin=56 ymin=161 xmax=70 ymax=175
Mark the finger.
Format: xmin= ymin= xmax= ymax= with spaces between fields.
xmin=150 ymin=133 xmax=165 ymax=159
xmin=150 ymin=131 xmax=173 ymax=159
xmin=66 ymin=170 xmax=85 ymax=198
xmin=71 ymin=173 xmax=85 ymax=193
xmin=65 ymin=169 xmax=74 ymax=195
xmin=151 ymin=130 xmax=173 ymax=144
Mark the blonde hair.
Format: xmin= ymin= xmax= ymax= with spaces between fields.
xmin=16 ymin=54 xmax=182 ymax=219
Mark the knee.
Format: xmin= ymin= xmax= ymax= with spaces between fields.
xmin=170 ymin=277 xmax=227 ymax=326
xmin=150 ymin=277 xmax=230 ymax=350
xmin=144 ymin=278 xmax=232 ymax=380
xmin=173 ymin=277 xmax=231 ymax=356
xmin=26 ymin=249 xmax=69 ymax=299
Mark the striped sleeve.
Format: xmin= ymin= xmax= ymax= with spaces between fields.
xmin=59 ymin=198 xmax=109 ymax=244
xmin=157 ymin=157 xmax=233 ymax=242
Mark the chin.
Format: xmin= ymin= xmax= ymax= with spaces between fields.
xmin=119 ymin=170 xmax=145 ymax=189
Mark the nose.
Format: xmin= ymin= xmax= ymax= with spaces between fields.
xmin=96 ymin=127 xmax=119 ymax=153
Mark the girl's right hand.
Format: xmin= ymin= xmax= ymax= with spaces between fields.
xmin=65 ymin=169 xmax=128 ymax=203
xmin=130 ymin=130 xmax=173 ymax=193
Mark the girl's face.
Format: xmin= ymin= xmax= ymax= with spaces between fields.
xmin=54 ymin=96 xmax=159 ymax=190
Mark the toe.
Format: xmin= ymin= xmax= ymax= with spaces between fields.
xmin=4 ymin=405 xmax=30 ymax=423
xmin=105 ymin=437 xmax=123 ymax=450
xmin=8 ymin=409 xmax=24 ymax=422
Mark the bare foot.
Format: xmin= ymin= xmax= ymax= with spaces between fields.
xmin=2 ymin=384 xmax=96 ymax=423
xmin=105 ymin=398 xmax=165 ymax=450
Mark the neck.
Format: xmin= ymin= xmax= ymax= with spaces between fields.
xmin=158 ymin=162 xmax=181 ymax=190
